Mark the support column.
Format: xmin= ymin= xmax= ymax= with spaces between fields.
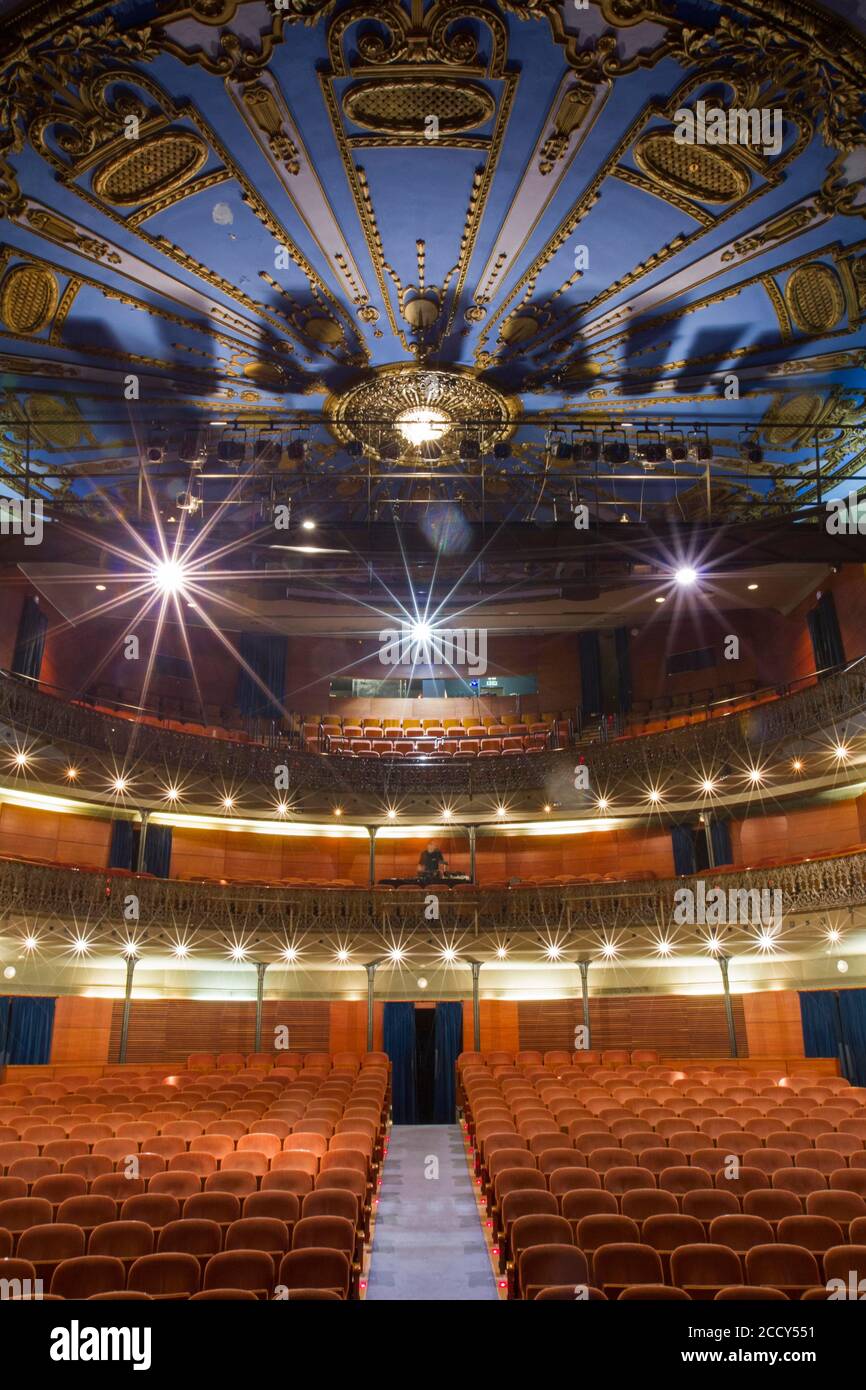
xmin=368 ymin=827 xmax=377 ymax=888
xmin=135 ymin=811 xmax=150 ymax=874
xmin=469 ymin=959 xmax=481 ymax=1050
xmin=704 ymin=814 xmax=716 ymax=870
xmin=718 ymin=955 xmax=738 ymax=1057
xmin=578 ymin=959 xmax=591 ymax=1051
xmin=118 ymin=953 xmax=137 ymax=1063
xmin=468 ymin=825 xmax=477 ymax=884
xmin=254 ymin=961 xmax=267 ymax=1052
xmin=365 ymin=960 xmax=379 ymax=1050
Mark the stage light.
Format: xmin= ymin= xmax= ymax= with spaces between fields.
xmin=151 ymin=557 xmax=187 ymax=595
xmin=674 ymin=566 xmax=698 ymax=586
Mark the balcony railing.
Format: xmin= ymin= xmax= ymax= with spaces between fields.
xmin=2 ymin=657 xmax=866 ymax=802
xmin=1 ymin=852 xmax=864 ymax=942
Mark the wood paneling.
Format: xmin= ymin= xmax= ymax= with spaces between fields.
xmin=743 ymin=990 xmax=805 ymax=1057
xmin=463 ymin=999 xmax=520 ymax=1053
xmin=329 ymin=1001 xmax=368 ymax=1057
xmin=109 ymin=1000 xmax=258 ymax=1064
xmin=50 ymin=997 xmax=113 ymax=1065
xmin=516 ymin=994 xmax=748 ymax=1058
xmin=0 ymin=804 xmax=110 ymax=868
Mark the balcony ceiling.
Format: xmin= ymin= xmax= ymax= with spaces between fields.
xmin=0 ymin=0 xmax=865 ymax=538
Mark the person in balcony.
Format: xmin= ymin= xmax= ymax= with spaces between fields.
xmin=419 ymin=840 xmax=448 ymax=883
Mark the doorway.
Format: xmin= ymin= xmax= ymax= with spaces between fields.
xmin=415 ymin=1006 xmax=436 ymax=1123
xmin=383 ymin=1001 xmax=464 ymax=1124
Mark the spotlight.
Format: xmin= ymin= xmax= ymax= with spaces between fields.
xmin=543 ymin=804 xmax=552 ymax=814
xmin=700 ymin=778 xmax=716 ymax=795
xmin=417 ymin=976 xmax=429 ymax=989
xmin=647 ymin=788 xmax=662 ymax=805
xmin=440 ymin=807 xmax=453 ymax=821
xmin=410 ymin=620 xmax=433 ymax=645
xmin=217 ymin=429 xmax=246 ymax=466
xmin=396 ymin=408 xmax=449 ymax=447
xmin=600 ymin=941 xmax=619 ymax=960
xmin=705 ymin=935 xmax=723 ymax=955
xmin=275 ymin=801 xmax=290 ymax=817
xmin=152 ymin=558 xmax=187 ymax=594
xmin=346 ymin=440 xmax=364 ymax=459
xmin=459 ymin=435 xmax=481 ymax=463
xmin=387 ymin=808 xmax=397 ymax=820
xmin=674 ymin=566 xmax=698 ymax=586
xmin=792 ymin=758 xmax=803 ymax=773
xmin=495 ymin=805 xmax=507 ymax=819
xmin=826 ymin=928 xmax=842 ymax=945
xmin=747 ymin=767 xmax=764 ymax=785
xmin=71 ymin=935 xmax=91 ymax=957
xmin=656 ymin=940 xmax=673 ymax=957
xmin=334 ymin=807 xmax=343 ymax=818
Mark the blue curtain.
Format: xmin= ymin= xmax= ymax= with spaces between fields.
xmin=143 ymin=824 xmax=172 ymax=879
xmin=614 ymin=626 xmax=631 ymax=715
xmin=0 ymin=997 xmax=55 ymax=1063
xmin=579 ymin=631 xmax=602 ymax=716
xmin=433 ymin=1002 xmax=463 ymax=1123
xmin=710 ymin=816 xmax=733 ymax=866
xmin=109 ymin=819 xmax=135 ymax=870
xmin=237 ymin=633 xmax=287 ymax=718
xmin=800 ymin=991 xmax=845 ymax=1075
xmin=11 ymin=596 xmax=47 ymax=680
xmin=807 ymin=592 xmax=844 ymax=671
xmin=672 ymin=824 xmax=697 ymax=876
xmin=838 ymin=991 xmax=866 ymax=1087
xmin=384 ymin=1001 xmax=417 ymax=1124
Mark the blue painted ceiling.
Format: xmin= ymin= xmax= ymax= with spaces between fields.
xmin=0 ymin=0 xmax=865 ymax=524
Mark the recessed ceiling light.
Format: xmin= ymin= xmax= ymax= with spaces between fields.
xmin=95 ymin=583 xmax=106 ymax=592
xmin=172 ymin=943 xmax=190 ymax=959
xmin=387 ymin=808 xmax=396 ymax=820
xmin=792 ymin=758 xmax=803 ymax=772
xmin=495 ymin=946 xmax=508 ymax=960
xmin=596 ymin=796 xmax=609 ymax=812
xmin=647 ymin=788 xmax=662 ymax=804
xmin=222 ymin=795 xmax=235 ymax=811
xmin=65 ymin=766 xmax=79 ymax=781
xmin=837 ymin=959 xmax=849 ymax=973
xmin=700 ymin=778 xmax=716 ymax=794
xmin=747 ymin=767 xmax=763 ymax=784
xmin=544 ymin=943 xmax=563 ymax=961
xmin=336 ymin=947 xmax=350 ymax=963
xmin=111 ymin=776 xmax=128 ymax=794
xmin=164 ymin=786 xmax=179 ymax=802
xmin=747 ymin=583 xmax=759 ymax=591
xmin=441 ymin=807 xmax=453 ymax=821
xmin=22 ymin=935 xmax=39 ymax=953
xmin=301 ymin=519 xmax=316 ymax=531
xmin=334 ymin=807 xmax=343 ymax=818
xmin=281 ymin=946 xmax=298 ymax=963
xmin=674 ymin=566 xmax=698 ymax=586
xmin=655 ymin=596 xmax=665 ymax=604
xmin=495 ymin=805 xmax=507 ymax=818
xmin=656 ymin=940 xmax=673 ymax=957
xmin=600 ymin=941 xmax=619 ymax=960
xmin=387 ymin=947 xmax=405 ymax=964
xmin=440 ymin=946 xmax=459 ymax=963
xmin=543 ymin=804 xmax=552 ymax=814
xmin=12 ymin=750 xmax=29 ymax=768
xmin=833 ymin=743 xmax=850 ymax=761
xmin=229 ymin=945 xmax=248 ymax=962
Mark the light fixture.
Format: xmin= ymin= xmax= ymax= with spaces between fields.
xmin=440 ymin=946 xmax=458 ymax=964
xmin=229 ymin=945 xmax=248 ymax=962
xmin=495 ymin=946 xmax=508 ymax=960
xmin=674 ymin=566 xmax=698 ymax=586
xmin=700 ymin=778 xmax=716 ymax=795
xmin=833 ymin=743 xmax=850 ymax=761
xmin=172 ymin=942 xmax=190 ymax=959
xmin=596 ymin=796 xmax=609 ymax=812
xmin=755 ymin=930 xmax=777 ymax=955
xmin=387 ymin=808 xmax=397 ymax=820
xmin=387 ymin=947 xmax=405 ymax=964
xmin=748 ymin=583 xmax=759 ymax=591
xmin=544 ymin=943 xmax=563 ymax=961
xmin=334 ymin=807 xmax=343 ymax=818
xmin=22 ymin=935 xmax=39 ymax=953
xmin=71 ymin=935 xmax=91 ymax=957
xmin=111 ymin=776 xmax=128 ymax=794
xmin=495 ymin=805 xmax=507 ymax=819
xmin=64 ymin=766 xmax=79 ymax=781
xmin=417 ymin=977 xmax=429 ymax=989
xmin=792 ymin=758 xmax=803 ymax=773
xmin=837 ymin=959 xmax=849 ymax=973
xmin=396 ymin=406 xmax=450 ymax=446
xmin=121 ymin=941 xmax=139 ymax=959
xmin=543 ymin=804 xmax=552 ymax=814
xmin=656 ymin=939 xmax=673 ymax=957
xmin=647 ymin=788 xmax=662 ymax=805
xmin=600 ymin=940 xmax=619 ymax=960
xmin=275 ymin=801 xmax=290 ymax=817
xmin=151 ymin=557 xmax=187 ymax=595
xmin=410 ymin=619 xmax=433 ymax=645
xmin=12 ymin=750 xmax=29 ymax=768
xmin=301 ymin=519 xmax=317 ymax=531
xmin=336 ymin=947 xmax=351 ymax=963
xmin=826 ymin=927 xmax=842 ymax=945
xmin=164 ymin=786 xmax=180 ymax=803
xmin=222 ymin=795 xmax=235 ymax=812
xmin=281 ymin=946 xmax=298 ymax=963
xmin=440 ymin=807 xmax=453 ymax=821
xmin=655 ymin=596 xmax=666 ymax=604
xmin=705 ymin=935 xmax=723 ymax=955
xmin=746 ymin=766 xmax=764 ymax=784
xmin=95 ymin=583 xmax=107 ymax=592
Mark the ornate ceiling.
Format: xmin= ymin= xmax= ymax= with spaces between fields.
xmin=0 ymin=0 xmax=865 ymax=524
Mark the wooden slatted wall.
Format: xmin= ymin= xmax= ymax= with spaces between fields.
xmin=516 ymin=994 xmax=748 ymax=1058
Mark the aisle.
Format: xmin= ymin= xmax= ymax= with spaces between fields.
xmin=365 ymin=1124 xmax=499 ymax=1301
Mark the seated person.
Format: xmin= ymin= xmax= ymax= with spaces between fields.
xmin=418 ymin=841 xmax=448 ymax=882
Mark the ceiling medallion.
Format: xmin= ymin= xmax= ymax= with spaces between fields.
xmin=342 ymin=79 xmax=495 ymax=137
xmin=784 ymin=263 xmax=846 ymax=334
xmin=633 ymin=130 xmax=751 ymax=204
xmin=326 ymin=365 xmax=519 ymax=462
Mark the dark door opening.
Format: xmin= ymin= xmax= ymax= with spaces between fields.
xmin=414 ymin=1006 xmax=436 ymax=1123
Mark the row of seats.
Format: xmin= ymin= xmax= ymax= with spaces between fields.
xmin=314 ymin=718 xmax=561 ymax=739
xmin=1 ymin=1061 xmax=389 ymax=1300
xmin=463 ymin=1057 xmax=866 ymax=1299
xmin=507 ymin=1232 xmax=864 ymax=1300
xmin=325 ymin=736 xmax=552 ymax=758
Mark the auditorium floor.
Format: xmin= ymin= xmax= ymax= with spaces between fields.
xmin=365 ymin=1124 xmax=500 ymax=1300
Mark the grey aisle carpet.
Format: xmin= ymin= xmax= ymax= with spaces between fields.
xmin=365 ymin=1124 xmax=499 ymax=1301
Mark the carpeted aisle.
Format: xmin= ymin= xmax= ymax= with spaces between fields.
xmin=365 ymin=1124 xmax=499 ymax=1301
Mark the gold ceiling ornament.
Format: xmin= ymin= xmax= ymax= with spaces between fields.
xmin=91 ymin=131 xmax=209 ymax=205
xmin=0 ymin=263 xmax=59 ymax=335
xmin=761 ymin=391 xmax=836 ymax=448
xmin=343 ymin=78 xmax=495 ymax=138
xmin=784 ymin=263 xmax=846 ymax=335
xmin=325 ymin=364 xmax=519 ymax=462
xmin=327 ymin=0 xmax=507 ymax=78
xmin=633 ymin=129 xmax=752 ymax=205
xmin=538 ymin=82 xmax=596 ymax=176
xmin=239 ymin=83 xmax=300 ymax=175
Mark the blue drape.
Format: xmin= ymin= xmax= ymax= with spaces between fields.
xmin=0 ymin=997 xmax=55 ymax=1063
xmin=143 ymin=824 xmax=172 ymax=879
xmin=800 ymin=991 xmax=845 ymax=1075
xmin=237 ymin=632 xmax=287 ymax=718
xmin=109 ymin=819 xmax=135 ymax=870
xmin=710 ymin=816 xmax=733 ymax=866
xmin=807 ymin=592 xmax=844 ymax=671
xmin=672 ymin=824 xmax=697 ymax=876
xmin=433 ymin=1002 xmax=463 ymax=1123
xmin=11 ymin=596 xmax=47 ymax=680
xmin=838 ymin=991 xmax=866 ymax=1087
xmin=614 ymin=626 xmax=631 ymax=715
xmin=578 ymin=631 xmax=602 ymax=716
xmin=383 ymin=1001 xmax=417 ymax=1124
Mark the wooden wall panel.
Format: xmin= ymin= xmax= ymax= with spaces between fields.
xmin=516 ymin=994 xmax=747 ymax=1058
xmin=109 ymin=1000 xmax=258 ymax=1064
xmin=743 ymin=990 xmax=805 ymax=1057
xmin=0 ymin=804 xmax=109 ymax=869
xmin=50 ymin=997 xmax=113 ymax=1065
xmin=462 ymin=999 xmax=520 ymax=1053
xmin=329 ymin=1001 xmax=367 ymax=1057
xmin=259 ymin=1001 xmax=330 ymax=1054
